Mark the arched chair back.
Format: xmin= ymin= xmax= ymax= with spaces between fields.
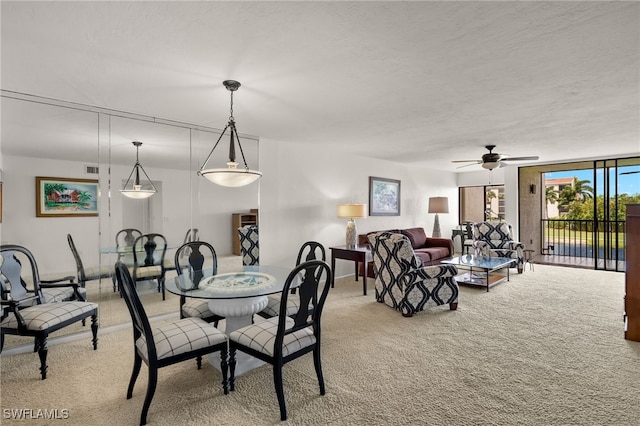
xmin=229 ymin=259 xmax=333 ymax=421
xmin=238 ymin=225 xmax=259 ymax=265
xmin=257 ymin=241 xmax=326 ymax=319
xmin=131 ymin=233 xmax=168 ymax=300
xmin=114 ymin=261 xmax=228 ymax=425
xmin=115 ymin=228 xmax=142 ymax=265
xmin=296 ymin=241 xmax=326 ymax=265
xmin=174 ymin=241 xmax=223 ymax=325
xmin=184 ymin=228 xmax=200 ymax=243
xmin=67 ymin=234 xmax=112 ymax=288
xmin=1 ymin=244 xmax=84 ymax=304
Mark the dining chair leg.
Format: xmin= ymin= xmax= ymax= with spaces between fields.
xmin=228 ymin=347 xmax=236 ymax=392
xmin=140 ymin=366 xmax=158 ymax=425
xmin=220 ymin=347 xmax=229 ymax=395
xmin=127 ymin=353 xmax=143 ymax=399
xmin=141 ymin=367 xmax=158 ymax=426
xmin=313 ymin=346 xmax=326 ymax=395
xmin=91 ymin=314 xmax=99 ymax=349
xmin=37 ymin=336 xmax=48 ymax=380
xmin=273 ymin=363 xmax=287 ymax=421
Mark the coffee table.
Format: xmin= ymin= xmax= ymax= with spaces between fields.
xmin=441 ymin=255 xmax=515 ymax=292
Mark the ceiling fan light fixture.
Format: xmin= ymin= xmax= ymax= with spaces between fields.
xmin=198 ymin=80 xmax=262 ymax=188
xmin=120 ymin=141 xmax=157 ymax=199
xmin=482 ymin=161 xmax=500 ymax=170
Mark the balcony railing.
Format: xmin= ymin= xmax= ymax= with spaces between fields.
xmin=541 ymin=219 xmax=626 ymax=261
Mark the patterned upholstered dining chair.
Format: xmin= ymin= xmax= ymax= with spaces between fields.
xmin=238 ymin=224 xmax=259 ymax=266
xmin=472 ymin=221 xmax=525 ymax=273
xmin=368 ymin=232 xmax=459 ymax=317
xmin=228 ymin=259 xmax=332 ymax=421
xmin=0 ymin=244 xmax=98 ymax=379
xmin=114 ymin=262 xmax=228 ymax=426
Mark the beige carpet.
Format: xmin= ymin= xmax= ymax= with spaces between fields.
xmin=2 ymin=264 xmax=639 ymax=425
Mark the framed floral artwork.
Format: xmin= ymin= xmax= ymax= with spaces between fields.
xmin=369 ymin=176 xmax=400 ymax=216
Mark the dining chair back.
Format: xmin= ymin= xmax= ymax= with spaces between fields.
xmin=165 ymin=228 xmax=201 ymax=273
xmin=114 ymin=261 xmax=228 ymax=425
xmin=67 ymin=234 xmax=113 ymax=289
xmin=115 ymin=228 xmax=142 ymax=261
xmin=228 ymin=259 xmax=332 ymax=421
xmin=131 ymin=233 xmax=167 ymax=300
xmin=258 ymin=241 xmax=327 ymax=318
xmin=0 ymin=245 xmax=98 ymax=379
xmin=174 ymin=241 xmax=224 ymax=327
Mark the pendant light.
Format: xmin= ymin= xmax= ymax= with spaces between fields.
xmin=198 ymin=80 xmax=262 ymax=187
xmin=120 ymin=141 xmax=157 ymax=199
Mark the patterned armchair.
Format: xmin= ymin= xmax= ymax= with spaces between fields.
xmin=472 ymin=221 xmax=524 ymax=273
xmin=238 ymin=225 xmax=259 ymax=266
xmin=368 ymin=232 xmax=459 ymax=317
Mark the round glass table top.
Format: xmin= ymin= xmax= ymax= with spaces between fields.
xmin=166 ymin=265 xmax=297 ymax=299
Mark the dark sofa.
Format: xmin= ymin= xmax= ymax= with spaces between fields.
xmin=358 ymin=227 xmax=454 ymax=278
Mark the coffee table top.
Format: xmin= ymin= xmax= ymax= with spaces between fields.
xmin=442 ymin=254 xmax=514 ymax=269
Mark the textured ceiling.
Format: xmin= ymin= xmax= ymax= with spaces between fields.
xmin=1 ymin=1 xmax=639 ymax=171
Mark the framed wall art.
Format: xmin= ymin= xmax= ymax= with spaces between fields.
xmin=36 ymin=177 xmax=99 ymax=217
xmin=369 ymin=176 xmax=401 ymax=216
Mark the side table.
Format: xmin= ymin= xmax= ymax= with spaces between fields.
xmin=523 ymin=249 xmax=535 ymax=271
xmin=330 ymin=245 xmax=372 ymax=295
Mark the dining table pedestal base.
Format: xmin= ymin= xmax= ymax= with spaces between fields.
xmin=207 ymin=296 xmax=269 ymax=376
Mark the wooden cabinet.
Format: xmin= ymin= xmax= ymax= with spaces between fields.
xmin=232 ymin=209 xmax=258 ymax=256
xmin=625 ymin=204 xmax=640 ymax=341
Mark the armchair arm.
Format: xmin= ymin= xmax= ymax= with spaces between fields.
xmin=40 ymin=275 xmax=76 ymax=286
xmin=402 ymin=264 xmax=458 ymax=289
xmin=0 ymin=298 xmax=32 ymax=331
xmin=40 ymin=276 xmax=85 ymax=302
xmin=473 ymin=240 xmax=490 ymax=256
xmin=508 ymin=241 xmax=525 ymax=250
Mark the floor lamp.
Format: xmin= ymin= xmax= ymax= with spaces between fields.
xmin=428 ymin=197 xmax=449 ymax=238
xmin=337 ymin=203 xmax=367 ymax=247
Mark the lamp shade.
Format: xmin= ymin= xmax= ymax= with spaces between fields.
xmin=337 ymin=203 xmax=367 ymax=219
xmin=428 ymin=197 xmax=449 ymax=214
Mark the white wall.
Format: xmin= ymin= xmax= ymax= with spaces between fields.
xmin=2 ymin=154 xmax=257 ymax=275
xmin=258 ymin=138 xmax=458 ymax=278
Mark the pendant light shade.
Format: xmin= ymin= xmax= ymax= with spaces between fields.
xmin=198 ymin=80 xmax=262 ymax=187
xmin=120 ymin=141 xmax=157 ymax=199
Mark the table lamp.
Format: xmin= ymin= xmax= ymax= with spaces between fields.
xmin=428 ymin=197 xmax=449 ymax=238
xmin=337 ymin=203 xmax=367 ymax=247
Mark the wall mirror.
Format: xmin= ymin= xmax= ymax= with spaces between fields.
xmin=0 ymin=92 xmax=260 ymax=349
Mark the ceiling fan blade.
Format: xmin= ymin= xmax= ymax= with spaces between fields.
xmin=501 ymin=156 xmax=539 ymax=162
xmin=621 ymin=170 xmax=640 ymax=175
xmin=456 ymin=162 xmax=481 ymax=169
xmin=452 ymin=160 xmax=482 ymax=163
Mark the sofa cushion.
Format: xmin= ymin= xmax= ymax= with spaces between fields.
xmin=401 ymin=227 xmax=427 ymax=249
xmin=416 ymin=247 xmax=450 ymax=261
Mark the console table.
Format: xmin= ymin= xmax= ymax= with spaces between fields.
xmin=330 ymin=245 xmax=372 ymax=295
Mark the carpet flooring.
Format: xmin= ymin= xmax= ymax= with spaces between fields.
xmin=1 ymin=264 xmax=639 ymax=425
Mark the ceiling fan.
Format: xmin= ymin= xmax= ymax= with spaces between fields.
xmin=452 ymin=145 xmax=539 ymax=170
xmin=621 ymin=170 xmax=640 ymax=175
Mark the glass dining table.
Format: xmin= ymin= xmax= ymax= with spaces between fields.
xmin=165 ymin=264 xmax=298 ymax=375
